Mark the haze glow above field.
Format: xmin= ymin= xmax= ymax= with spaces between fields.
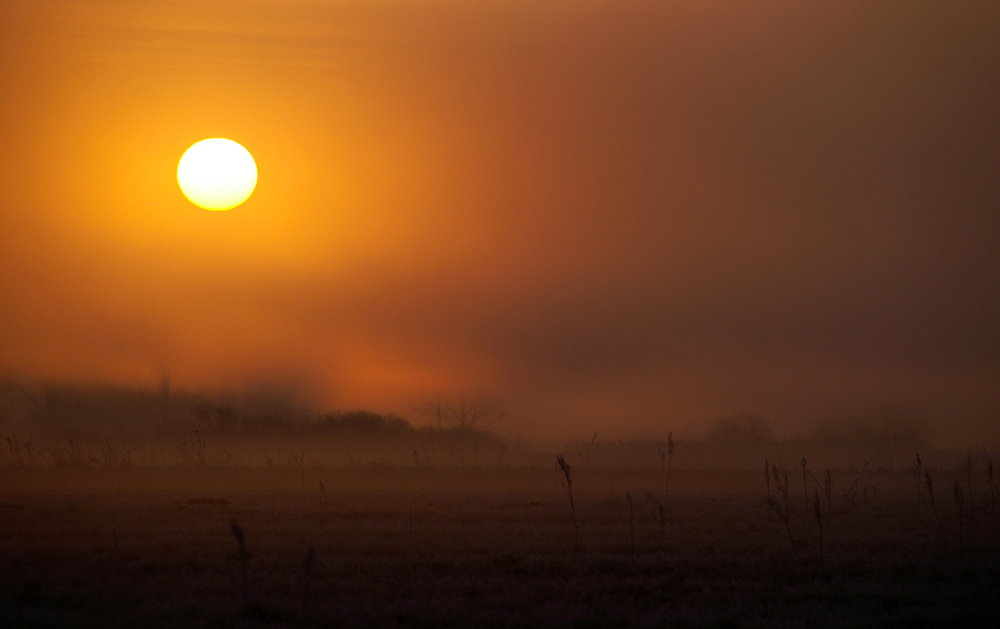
xmin=177 ymin=139 xmax=257 ymax=211
xmin=1 ymin=1 xmax=999 ymax=445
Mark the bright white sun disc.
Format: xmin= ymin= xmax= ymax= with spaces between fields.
xmin=177 ymin=138 xmax=257 ymax=211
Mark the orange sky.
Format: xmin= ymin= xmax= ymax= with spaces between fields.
xmin=1 ymin=1 xmax=998 ymax=444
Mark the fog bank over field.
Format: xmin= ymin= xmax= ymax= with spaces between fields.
xmin=0 ymin=380 xmax=987 ymax=470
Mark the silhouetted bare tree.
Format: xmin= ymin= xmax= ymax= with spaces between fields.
xmin=413 ymin=395 xmax=506 ymax=430
xmin=412 ymin=397 xmax=449 ymax=429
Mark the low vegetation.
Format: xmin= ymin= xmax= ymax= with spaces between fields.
xmin=0 ymin=382 xmax=527 ymax=468
xmin=1 ymin=467 xmax=997 ymax=627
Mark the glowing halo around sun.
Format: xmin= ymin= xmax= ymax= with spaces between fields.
xmin=177 ymin=138 xmax=258 ymax=210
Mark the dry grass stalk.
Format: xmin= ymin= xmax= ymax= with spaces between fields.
xmin=178 ymin=431 xmax=207 ymax=466
xmin=6 ymin=436 xmax=25 ymax=466
xmin=764 ymin=458 xmax=771 ymax=501
xmin=626 ymin=491 xmax=635 ymax=569
xmin=988 ymin=459 xmax=997 ymax=531
xmin=801 ymin=457 xmax=809 ymax=509
xmin=771 ymin=464 xmax=791 ymax=512
xmin=954 ymin=480 xmax=965 ymax=553
xmin=963 ymin=453 xmax=974 ymax=517
xmin=926 ymin=471 xmax=946 ymax=552
xmin=824 ymin=470 xmax=833 ymax=515
xmin=644 ymin=490 xmax=667 ymax=565
xmin=767 ymin=467 xmax=797 ymax=557
xmin=231 ymin=519 xmax=251 ymax=607
xmin=665 ymin=432 xmax=675 ymax=501
xmin=841 ymin=455 xmax=872 ymax=509
xmin=299 ymin=450 xmax=306 ymax=493
xmin=813 ymin=488 xmax=824 ymax=570
xmin=587 ymin=432 xmax=598 ymax=468
xmin=557 ymin=455 xmax=578 ymax=550
xmin=914 ymin=453 xmax=924 ymax=511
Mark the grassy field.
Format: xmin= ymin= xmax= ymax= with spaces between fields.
xmin=1 ymin=467 xmax=998 ymax=627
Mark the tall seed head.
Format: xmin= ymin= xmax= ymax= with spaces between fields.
xmin=231 ymin=519 xmax=245 ymax=545
xmin=557 ymin=455 xmax=572 ymax=488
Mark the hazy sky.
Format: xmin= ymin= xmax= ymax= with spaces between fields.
xmin=1 ymin=1 xmax=998 ymax=444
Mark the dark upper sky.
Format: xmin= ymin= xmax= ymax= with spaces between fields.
xmin=1 ymin=1 xmax=998 ymax=444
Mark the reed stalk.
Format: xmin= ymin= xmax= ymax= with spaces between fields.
xmin=926 ymin=471 xmax=946 ymax=552
xmin=557 ymin=455 xmax=578 ymax=550
xmin=813 ymin=488 xmax=824 ymax=570
xmin=954 ymin=480 xmax=965 ymax=554
xmin=231 ymin=519 xmax=251 ymax=607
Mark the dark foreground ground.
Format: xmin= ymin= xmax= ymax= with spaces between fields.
xmin=1 ymin=467 xmax=998 ymax=627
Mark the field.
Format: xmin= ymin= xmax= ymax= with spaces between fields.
xmin=1 ymin=466 xmax=998 ymax=628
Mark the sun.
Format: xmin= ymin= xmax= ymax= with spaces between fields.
xmin=177 ymin=138 xmax=258 ymax=211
